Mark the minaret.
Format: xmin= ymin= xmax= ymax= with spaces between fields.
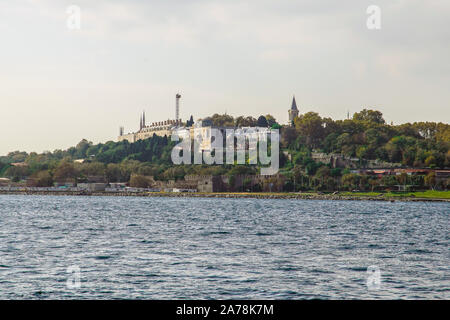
xmin=139 ymin=114 xmax=143 ymax=130
xmin=142 ymin=110 xmax=146 ymax=128
xmin=288 ymin=95 xmax=299 ymax=126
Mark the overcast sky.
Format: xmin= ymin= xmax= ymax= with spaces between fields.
xmin=0 ymin=0 xmax=449 ymax=155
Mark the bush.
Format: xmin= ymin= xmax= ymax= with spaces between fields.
xmin=129 ymin=174 xmax=151 ymax=188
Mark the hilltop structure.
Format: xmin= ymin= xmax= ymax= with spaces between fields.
xmin=118 ymin=94 xmax=183 ymax=143
xmin=119 ymin=94 xmax=301 ymax=142
xmin=288 ymin=95 xmax=299 ymax=126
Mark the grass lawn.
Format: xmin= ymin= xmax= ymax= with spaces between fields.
xmin=341 ymin=190 xmax=450 ymax=199
xmin=157 ymin=190 xmax=450 ymax=200
xmin=385 ymin=190 xmax=450 ymax=199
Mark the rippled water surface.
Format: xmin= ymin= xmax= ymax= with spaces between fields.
xmin=0 ymin=195 xmax=448 ymax=299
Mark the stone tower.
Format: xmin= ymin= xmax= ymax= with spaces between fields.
xmin=288 ymin=95 xmax=299 ymax=126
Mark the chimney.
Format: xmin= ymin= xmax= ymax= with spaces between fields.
xmin=176 ymin=93 xmax=181 ymax=124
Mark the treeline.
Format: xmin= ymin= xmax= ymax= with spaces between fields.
xmin=278 ymin=167 xmax=444 ymax=192
xmin=1 ymin=135 xmax=174 ymax=165
xmin=0 ymin=109 xmax=449 ymax=191
xmin=0 ymin=134 xmax=175 ymax=184
xmin=283 ymin=109 xmax=449 ymax=168
xmin=202 ymin=113 xmax=281 ymax=128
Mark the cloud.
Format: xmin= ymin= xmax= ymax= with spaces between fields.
xmin=1 ymin=0 xmax=450 ymax=155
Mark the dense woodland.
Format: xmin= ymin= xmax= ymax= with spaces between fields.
xmin=1 ymin=109 xmax=449 ymax=191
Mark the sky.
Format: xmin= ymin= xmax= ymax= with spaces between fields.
xmin=0 ymin=0 xmax=449 ymax=155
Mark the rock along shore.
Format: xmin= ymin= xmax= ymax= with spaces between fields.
xmin=0 ymin=190 xmax=448 ymax=202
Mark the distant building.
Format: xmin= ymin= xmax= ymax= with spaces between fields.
xmin=11 ymin=162 xmax=28 ymax=167
xmin=118 ymin=115 xmax=182 ymax=143
xmin=53 ymin=179 xmax=76 ymax=187
xmin=118 ymin=94 xmax=183 ymax=143
xmin=435 ymin=170 xmax=450 ymax=183
xmin=196 ymin=176 xmax=222 ymax=193
xmin=0 ymin=178 xmax=11 ymax=187
xmin=288 ymin=95 xmax=299 ymax=126
xmin=109 ymin=182 xmax=127 ymax=189
xmin=183 ymin=174 xmax=285 ymax=192
xmin=77 ymin=183 xmax=106 ymax=192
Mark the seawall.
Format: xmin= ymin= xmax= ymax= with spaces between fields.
xmin=0 ymin=190 xmax=448 ymax=202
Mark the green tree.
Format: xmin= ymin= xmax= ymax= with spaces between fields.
xmin=5 ymin=165 xmax=30 ymax=181
xmin=353 ymin=109 xmax=385 ymax=124
xmin=106 ymin=163 xmax=122 ymax=182
xmin=424 ymin=172 xmax=437 ymax=190
xmin=424 ymin=155 xmax=436 ymax=168
xmin=53 ymin=161 xmax=78 ymax=182
xmin=257 ymin=116 xmax=268 ymax=127
xmin=342 ymin=173 xmax=359 ymax=191
xmin=396 ymin=173 xmax=408 ymax=190
xmin=29 ymin=170 xmax=53 ymax=187
xmin=281 ymin=127 xmax=297 ymax=148
xmin=265 ymin=114 xmax=277 ymax=127
xmin=294 ymin=112 xmax=324 ymax=148
xmin=129 ymin=174 xmax=151 ymax=188
xmin=368 ymin=178 xmax=380 ymax=192
xmin=75 ymin=139 xmax=92 ymax=159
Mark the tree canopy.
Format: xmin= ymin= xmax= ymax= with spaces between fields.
xmin=0 ymin=109 xmax=448 ymax=191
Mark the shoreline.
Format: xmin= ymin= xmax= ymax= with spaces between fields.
xmin=0 ymin=190 xmax=449 ymax=202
